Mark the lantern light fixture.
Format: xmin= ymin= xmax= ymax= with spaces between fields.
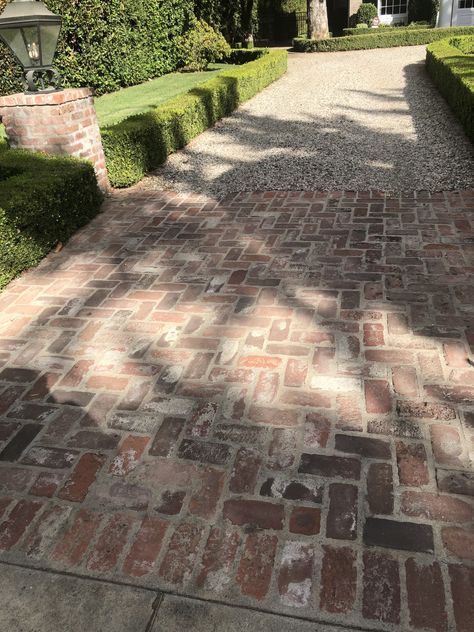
xmin=0 ymin=0 xmax=62 ymax=93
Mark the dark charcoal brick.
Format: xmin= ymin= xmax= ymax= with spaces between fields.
xmin=67 ymin=431 xmax=120 ymax=450
xmin=299 ymin=453 xmax=361 ymax=480
xmin=367 ymin=463 xmax=394 ymax=515
xmin=0 ymin=422 xmax=20 ymax=443
xmin=7 ymin=403 xmax=58 ymax=422
xmin=21 ymin=446 xmax=78 ymax=469
xmin=0 ymin=424 xmax=42 ymax=462
xmin=177 ymin=439 xmax=230 ymax=465
xmin=0 ymin=368 xmax=39 ymax=383
xmin=335 ymin=434 xmax=391 ymax=459
xmin=327 ymin=483 xmax=358 ymax=540
xmin=0 ymin=386 xmax=25 ymax=416
xmin=156 ymin=490 xmax=186 ymax=515
xmin=149 ymin=418 xmax=184 ymax=457
xmin=363 ymin=518 xmax=434 ymax=554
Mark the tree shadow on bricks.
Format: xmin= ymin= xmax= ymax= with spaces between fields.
xmin=0 ymin=74 xmax=474 ymax=630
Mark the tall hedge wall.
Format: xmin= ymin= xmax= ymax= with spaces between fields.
xmin=0 ymin=0 xmax=194 ymax=97
xmin=194 ymin=0 xmax=260 ymax=43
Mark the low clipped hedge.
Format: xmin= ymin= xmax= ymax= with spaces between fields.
xmin=342 ymin=23 xmax=431 ymax=36
xmin=0 ymin=150 xmax=103 ymax=289
xmin=293 ymin=26 xmax=474 ymax=52
xmin=426 ymin=36 xmax=474 ymax=141
xmin=101 ymin=49 xmax=288 ymax=188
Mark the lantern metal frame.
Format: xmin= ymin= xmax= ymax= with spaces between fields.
xmin=0 ymin=0 xmax=62 ymax=94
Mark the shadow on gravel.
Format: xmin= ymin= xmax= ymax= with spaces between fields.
xmin=142 ymin=59 xmax=473 ymax=195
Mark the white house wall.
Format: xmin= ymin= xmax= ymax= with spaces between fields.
xmin=439 ymin=0 xmax=474 ymax=26
xmin=350 ymin=0 xmax=473 ymax=28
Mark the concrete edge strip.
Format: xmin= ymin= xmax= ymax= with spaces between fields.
xmin=0 ymin=559 xmax=379 ymax=632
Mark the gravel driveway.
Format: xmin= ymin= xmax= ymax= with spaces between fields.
xmin=138 ymin=46 xmax=474 ymax=195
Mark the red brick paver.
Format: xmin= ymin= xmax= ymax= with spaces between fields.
xmin=0 ymin=189 xmax=473 ymax=631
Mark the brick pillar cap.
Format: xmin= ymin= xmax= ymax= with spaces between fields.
xmin=0 ymin=88 xmax=93 ymax=109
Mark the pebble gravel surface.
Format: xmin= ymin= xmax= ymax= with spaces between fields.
xmin=137 ymin=46 xmax=474 ymax=195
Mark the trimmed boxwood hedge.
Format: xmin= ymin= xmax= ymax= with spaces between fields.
xmin=426 ymin=36 xmax=474 ymax=141
xmin=0 ymin=150 xmax=103 ymax=290
xmin=293 ymin=26 xmax=474 ymax=52
xmin=342 ymin=23 xmax=431 ymax=36
xmin=101 ymin=49 xmax=288 ymax=188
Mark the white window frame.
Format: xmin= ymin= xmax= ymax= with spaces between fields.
xmin=377 ymin=0 xmax=408 ymax=24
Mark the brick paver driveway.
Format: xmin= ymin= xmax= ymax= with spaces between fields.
xmin=0 ymin=189 xmax=473 ymax=631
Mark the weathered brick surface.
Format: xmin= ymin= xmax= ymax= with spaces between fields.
xmin=196 ymin=527 xmax=241 ymax=593
xmin=236 ymin=532 xmax=278 ymax=600
xmin=406 ymin=558 xmax=448 ymax=632
xmin=86 ymin=513 xmax=134 ymax=573
xmin=59 ymin=452 xmax=106 ymax=502
xmin=0 ymin=189 xmax=473 ymax=630
xmin=363 ymin=551 xmax=400 ymax=624
xmin=123 ymin=515 xmax=168 ymax=578
xmin=278 ymin=541 xmax=314 ymax=607
xmin=320 ymin=546 xmax=357 ymax=614
xmin=0 ymin=89 xmax=110 ymax=191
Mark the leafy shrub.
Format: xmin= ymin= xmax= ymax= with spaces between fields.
xmin=356 ymin=3 xmax=378 ymax=27
xmin=179 ymin=19 xmax=231 ymax=71
xmin=0 ymin=0 xmax=194 ymax=97
xmin=194 ymin=0 xmax=258 ymax=45
xmin=0 ymin=150 xmax=102 ymax=289
xmin=426 ymin=36 xmax=474 ymax=141
xmin=293 ymin=26 xmax=474 ymax=52
xmin=452 ymin=35 xmax=474 ymax=54
xmin=101 ymin=50 xmax=288 ymax=188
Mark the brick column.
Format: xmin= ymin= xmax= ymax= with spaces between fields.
xmin=0 ymin=88 xmax=110 ymax=192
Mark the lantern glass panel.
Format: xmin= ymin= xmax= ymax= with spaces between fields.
xmin=38 ymin=23 xmax=61 ymax=66
xmin=0 ymin=26 xmax=31 ymax=67
xmin=22 ymin=25 xmax=41 ymax=66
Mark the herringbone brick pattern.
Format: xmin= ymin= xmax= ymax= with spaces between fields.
xmin=0 ymin=190 xmax=473 ymax=631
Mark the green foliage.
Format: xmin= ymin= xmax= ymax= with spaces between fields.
xmin=0 ymin=0 xmax=194 ymax=97
xmin=0 ymin=150 xmax=102 ymax=289
xmin=259 ymin=0 xmax=306 ymax=15
xmin=276 ymin=0 xmax=307 ymax=12
xmin=194 ymin=0 xmax=258 ymax=44
xmin=408 ymin=0 xmax=439 ymax=25
xmin=179 ymin=19 xmax=231 ymax=71
xmin=356 ymin=3 xmax=378 ymax=27
xmin=453 ymin=35 xmax=474 ymax=54
xmin=101 ymin=50 xmax=288 ymax=188
xmin=194 ymin=0 xmax=241 ymax=42
xmin=294 ymin=26 xmax=474 ymax=52
xmin=426 ymin=36 xmax=474 ymax=141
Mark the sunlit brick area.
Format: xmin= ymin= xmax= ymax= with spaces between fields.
xmin=0 ymin=189 xmax=473 ymax=631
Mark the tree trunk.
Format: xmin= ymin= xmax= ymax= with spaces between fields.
xmin=307 ymin=0 xmax=329 ymax=40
